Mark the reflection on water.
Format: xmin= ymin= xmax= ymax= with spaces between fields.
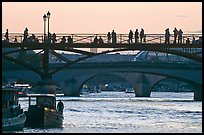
xmin=10 ymin=92 xmax=202 ymax=133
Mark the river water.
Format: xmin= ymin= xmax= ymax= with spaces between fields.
xmin=13 ymin=92 xmax=202 ymax=133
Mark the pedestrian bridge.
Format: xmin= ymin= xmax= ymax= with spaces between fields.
xmin=2 ymin=33 xmax=202 ymax=45
xmin=2 ymin=33 xmax=202 ymax=65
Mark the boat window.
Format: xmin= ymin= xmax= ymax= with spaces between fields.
xmin=37 ymin=97 xmax=55 ymax=108
xmin=30 ymin=97 xmax=37 ymax=106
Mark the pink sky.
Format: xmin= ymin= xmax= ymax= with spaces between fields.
xmin=2 ymin=2 xmax=202 ymax=34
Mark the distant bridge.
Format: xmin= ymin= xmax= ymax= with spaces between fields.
xmin=2 ymin=62 xmax=202 ymax=100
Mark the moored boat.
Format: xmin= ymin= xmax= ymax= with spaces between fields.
xmin=2 ymin=87 xmax=26 ymax=131
xmin=24 ymin=94 xmax=64 ymax=128
xmin=125 ymin=88 xmax=135 ymax=93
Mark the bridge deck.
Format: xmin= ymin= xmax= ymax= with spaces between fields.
xmin=2 ymin=43 xmax=203 ymax=49
xmin=2 ymin=33 xmax=202 ymax=44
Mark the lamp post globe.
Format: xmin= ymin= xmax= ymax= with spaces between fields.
xmin=47 ymin=11 xmax=50 ymax=19
xmin=43 ymin=14 xmax=47 ymax=21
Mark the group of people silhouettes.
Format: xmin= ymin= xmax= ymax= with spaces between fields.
xmin=22 ymin=28 xmax=39 ymax=44
xmin=92 ymin=29 xmax=145 ymax=44
xmin=165 ymin=27 xmax=183 ymax=44
xmin=108 ymin=29 xmax=145 ymax=44
xmin=60 ymin=36 xmax=73 ymax=44
xmin=4 ymin=28 xmax=202 ymax=45
xmin=128 ymin=28 xmax=145 ymax=44
xmin=93 ymin=36 xmax=104 ymax=44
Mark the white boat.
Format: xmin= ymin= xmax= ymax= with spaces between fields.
xmin=2 ymin=87 xmax=26 ymax=131
xmin=80 ymin=88 xmax=90 ymax=95
xmin=125 ymin=88 xmax=135 ymax=93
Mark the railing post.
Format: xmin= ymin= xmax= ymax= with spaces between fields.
xmin=160 ymin=36 xmax=161 ymax=44
xmin=21 ymin=35 xmax=23 ymax=43
xmin=71 ymin=34 xmax=74 ymax=43
xmin=144 ymin=35 xmax=146 ymax=44
xmin=90 ymin=36 xmax=92 ymax=43
xmin=183 ymin=36 xmax=184 ymax=44
xmin=119 ymin=34 xmax=122 ymax=43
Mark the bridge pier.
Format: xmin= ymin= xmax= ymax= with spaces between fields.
xmin=134 ymin=73 xmax=151 ymax=97
xmin=193 ymin=85 xmax=202 ymax=101
xmin=61 ymin=79 xmax=80 ymax=97
xmin=32 ymin=79 xmax=56 ymax=94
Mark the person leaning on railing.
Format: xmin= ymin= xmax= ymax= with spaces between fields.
xmin=107 ymin=32 xmax=111 ymax=43
xmin=99 ymin=36 xmax=104 ymax=44
xmin=67 ymin=36 xmax=73 ymax=44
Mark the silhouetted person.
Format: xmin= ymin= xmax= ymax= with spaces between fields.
xmin=51 ymin=33 xmax=57 ymax=43
xmin=35 ymin=38 xmax=39 ymax=43
xmin=198 ymin=37 xmax=202 ymax=44
xmin=93 ymin=35 xmax=98 ymax=43
xmin=128 ymin=30 xmax=133 ymax=44
xmin=173 ymin=27 xmax=178 ymax=44
xmin=67 ymin=36 xmax=73 ymax=43
xmin=178 ymin=29 xmax=183 ymax=44
xmin=186 ymin=38 xmax=190 ymax=45
xmin=27 ymin=36 xmax=32 ymax=44
xmin=14 ymin=37 xmax=18 ymax=43
xmin=31 ymin=34 xmax=36 ymax=43
xmin=57 ymin=100 xmax=64 ymax=113
xmin=140 ymin=28 xmax=145 ymax=43
xmin=23 ymin=28 xmax=29 ymax=43
xmin=165 ymin=28 xmax=170 ymax=44
xmin=4 ymin=29 xmax=9 ymax=42
xmin=135 ymin=29 xmax=139 ymax=43
xmin=143 ymin=34 xmax=146 ymax=44
xmin=111 ymin=30 xmax=116 ymax=43
xmin=60 ymin=36 xmax=66 ymax=43
xmin=99 ymin=36 xmax=104 ymax=44
xmin=192 ymin=37 xmax=196 ymax=45
xmin=107 ymin=32 xmax=111 ymax=43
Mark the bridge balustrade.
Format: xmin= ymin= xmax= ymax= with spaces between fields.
xmin=2 ymin=33 xmax=202 ymax=44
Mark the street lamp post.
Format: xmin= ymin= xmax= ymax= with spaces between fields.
xmin=43 ymin=14 xmax=47 ymax=43
xmin=39 ymin=12 xmax=55 ymax=95
xmin=47 ymin=11 xmax=51 ymax=42
xmin=42 ymin=11 xmax=51 ymax=79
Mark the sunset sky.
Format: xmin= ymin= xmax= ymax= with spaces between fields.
xmin=2 ymin=2 xmax=202 ymax=34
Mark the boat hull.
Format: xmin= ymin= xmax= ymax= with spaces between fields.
xmin=24 ymin=106 xmax=63 ymax=128
xmin=2 ymin=113 xmax=26 ymax=131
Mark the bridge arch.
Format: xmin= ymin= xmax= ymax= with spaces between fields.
xmin=2 ymin=60 xmax=202 ymax=100
xmin=151 ymin=77 xmax=194 ymax=92
xmin=78 ymin=73 xmax=132 ymax=93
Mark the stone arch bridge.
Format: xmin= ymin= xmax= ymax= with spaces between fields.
xmin=2 ymin=62 xmax=202 ymax=101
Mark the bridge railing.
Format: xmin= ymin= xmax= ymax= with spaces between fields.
xmin=2 ymin=33 xmax=202 ymax=44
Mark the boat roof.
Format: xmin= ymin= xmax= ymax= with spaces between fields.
xmin=26 ymin=94 xmax=56 ymax=97
xmin=2 ymin=87 xmax=20 ymax=92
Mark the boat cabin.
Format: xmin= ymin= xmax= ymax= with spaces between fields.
xmin=2 ymin=87 xmax=22 ymax=118
xmin=26 ymin=94 xmax=56 ymax=109
xmin=24 ymin=94 xmax=63 ymax=128
xmin=2 ymin=87 xmax=19 ymax=109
